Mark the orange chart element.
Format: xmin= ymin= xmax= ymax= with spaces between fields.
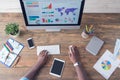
xmin=43 ymin=3 xmax=52 ymax=9
xmin=48 ymin=3 xmax=52 ymax=9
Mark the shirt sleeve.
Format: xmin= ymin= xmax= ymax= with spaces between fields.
xmin=19 ymin=77 xmax=29 ymax=80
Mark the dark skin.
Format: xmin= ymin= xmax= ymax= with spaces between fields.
xmin=20 ymin=45 xmax=88 ymax=80
xmin=68 ymin=45 xmax=88 ymax=80
xmin=22 ymin=50 xmax=48 ymax=80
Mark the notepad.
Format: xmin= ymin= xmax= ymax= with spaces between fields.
xmin=0 ymin=38 xmax=24 ymax=67
xmin=37 ymin=45 xmax=60 ymax=56
xmin=86 ymin=36 xmax=104 ymax=55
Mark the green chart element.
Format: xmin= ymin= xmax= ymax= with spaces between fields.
xmin=101 ymin=60 xmax=111 ymax=70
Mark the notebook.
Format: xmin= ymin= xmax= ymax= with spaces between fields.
xmin=86 ymin=36 xmax=104 ymax=55
xmin=0 ymin=38 xmax=24 ymax=67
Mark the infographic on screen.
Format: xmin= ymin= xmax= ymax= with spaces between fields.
xmin=23 ymin=0 xmax=82 ymax=25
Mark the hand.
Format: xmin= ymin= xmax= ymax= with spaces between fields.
xmin=68 ymin=45 xmax=80 ymax=64
xmin=37 ymin=50 xmax=48 ymax=66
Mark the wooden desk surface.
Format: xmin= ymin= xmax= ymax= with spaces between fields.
xmin=0 ymin=13 xmax=120 ymax=80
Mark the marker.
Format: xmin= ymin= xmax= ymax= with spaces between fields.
xmin=3 ymin=44 xmax=10 ymax=52
xmin=6 ymin=41 xmax=13 ymax=50
xmin=5 ymin=43 xmax=12 ymax=52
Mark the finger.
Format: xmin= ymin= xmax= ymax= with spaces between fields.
xmin=40 ymin=50 xmax=44 ymax=54
xmin=68 ymin=52 xmax=72 ymax=57
xmin=71 ymin=47 xmax=75 ymax=55
xmin=40 ymin=50 xmax=44 ymax=56
xmin=74 ymin=46 xmax=79 ymax=56
xmin=44 ymin=50 xmax=48 ymax=57
xmin=69 ymin=46 xmax=74 ymax=53
xmin=45 ymin=50 xmax=48 ymax=55
xmin=41 ymin=50 xmax=47 ymax=56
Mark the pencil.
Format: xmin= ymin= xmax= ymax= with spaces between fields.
xmin=89 ymin=25 xmax=93 ymax=32
xmin=85 ymin=25 xmax=89 ymax=33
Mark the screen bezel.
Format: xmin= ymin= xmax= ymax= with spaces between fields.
xmin=50 ymin=58 xmax=65 ymax=77
xmin=20 ymin=0 xmax=85 ymax=26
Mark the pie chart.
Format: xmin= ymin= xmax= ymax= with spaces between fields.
xmin=101 ymin=60 xmax=111 ymax=70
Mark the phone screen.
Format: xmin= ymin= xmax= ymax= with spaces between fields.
xmin=51 ymin=59 xmax=64 ymax=75
xmin=28 ymin=39 xmax=34 ymax=47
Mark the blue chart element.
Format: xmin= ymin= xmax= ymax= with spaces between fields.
xmin=26 ymin=2 xmax=39 ymax=7
xmin=65 ymin=8 xmax=77 ymax=15
xmin=55 ymin=7 xmax=77 ymax=16
xmin=55 ymin=7 xmax=65 ymax=16
xmin=29 ymin=16 xmax=39 ymax=21
xmin=101 ymin=60 xmax=111 ymax=70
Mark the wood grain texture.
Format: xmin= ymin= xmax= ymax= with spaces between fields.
xmin=0 ymin=13 xmax=120 ymax=80
xmin=0 ymin=0 xmax=120 ymax=13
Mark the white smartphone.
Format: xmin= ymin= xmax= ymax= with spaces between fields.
xmin=27 ymin=38 xmax=35 ymax=49
xmin=50 ymin=58 xmax=65 ymax=77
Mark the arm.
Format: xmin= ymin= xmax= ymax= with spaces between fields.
xmin=21 ymin=50 xmax=48 ymax=80
xmin=74 ymin=63 xmax=88 ymax=80
xmin=68 ymin=45 xmax=88 ymax=80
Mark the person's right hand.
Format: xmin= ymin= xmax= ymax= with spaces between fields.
xmin=68 ymin=45 xmax=80 ymax=64
xmin=37 ymin=50 xmax=48 ymax=66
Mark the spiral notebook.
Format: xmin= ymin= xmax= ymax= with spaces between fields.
xmin=0 ymin=38 xmax=24 ymax=67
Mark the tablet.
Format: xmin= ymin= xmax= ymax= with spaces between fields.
xmin=50 ymin=58 xmax=65 ymax=77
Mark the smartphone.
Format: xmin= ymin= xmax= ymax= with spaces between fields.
xmin=27 ymin=38 xmax=35 ymax=49
xmin=50 ymin=58 xmax=65 ymax=77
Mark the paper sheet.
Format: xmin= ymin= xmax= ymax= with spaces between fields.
xmin=13 ymin=45 xmax=23 ymax=55
xmin=113 ymin=39 xmax=120 ymax=68
xmin=0 ymin=47 xmax=9 ymax=63
xmin=5 ymin=53 xmax=17 ymax=66
xmin=113 ymin=39 xmax=120 ymax=59
xmin=93 ymin=50 xmax=120 ymax=79
xmin=8 ymin=39 xmax=24 ymax=55
xmin=114 ymin=39 xmax=120 ymax=54
xmin=37 ymin=45 xmax=60 ymax=56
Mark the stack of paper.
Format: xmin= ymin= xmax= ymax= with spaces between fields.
xmin=93 ymin=50 xmax=120 ymax=79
